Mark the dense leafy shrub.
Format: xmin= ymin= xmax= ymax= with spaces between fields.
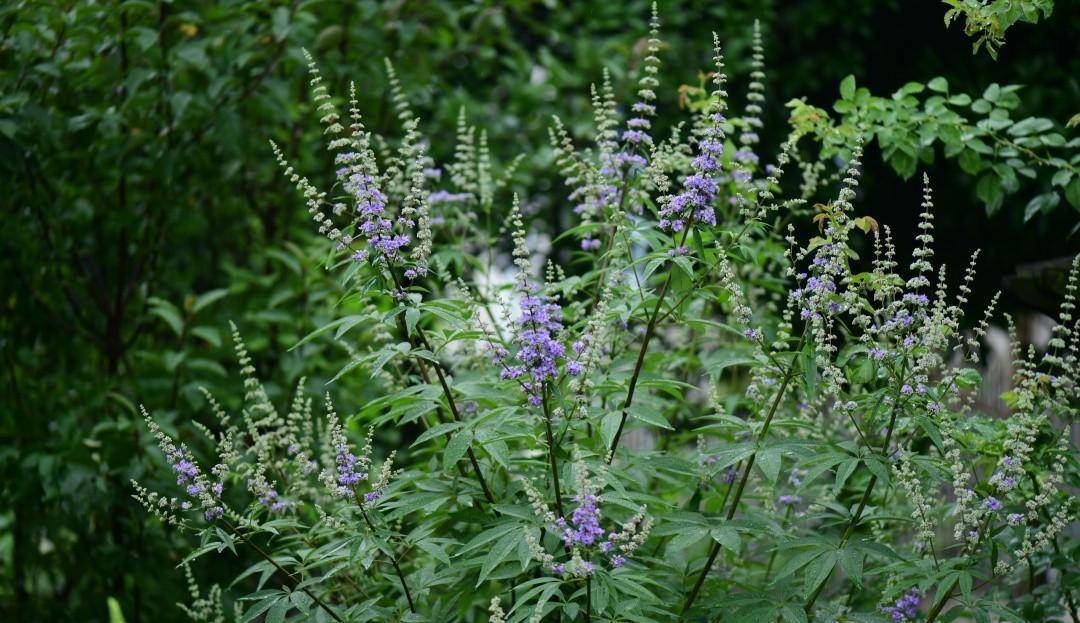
xmin=942 ymin=0 xmax=1055 ymax=58
xmin=133 ymin=12 xmax=1077 ymax=623
xmin=4 ymin=2 xmax=1078 ymax=621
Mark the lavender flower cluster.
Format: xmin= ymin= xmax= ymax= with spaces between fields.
xmin=494 ymin=286 xmax=579 ymax=405
xmin=523 ymin=463 xmax=652 ymax=578
xmin=335 ymin=155 xmax=410 ymax=264
xmin=658 ymin=111 xmax=725 ymax=231
xmin=880 ymin=588 xmax=921 ymax=622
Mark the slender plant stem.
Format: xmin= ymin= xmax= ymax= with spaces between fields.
xmin=589 ymin=177 xmax=634 ymax=309
xmin=612 ymin=217 xmax=773 ymax=467
xmin=384 ymin=263 xmax=496 ymax=505
xmin=414 ymin=324 xmax=496 ymax=504
xmin=607 ymin=226 xmax=693 ymax=463
xmin=541 ymin=383 xmax=565 ymax=518
xmin=358 ymin=506 xmax=416 ymax=613
xmin=221 ymin=518 xmax=345 ymax=623
xmin=803 ymin=397 xmax=904 ymax=613
xmin=681 ymin=333 xmax=805 ymax=615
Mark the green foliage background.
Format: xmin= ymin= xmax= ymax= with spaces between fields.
xmin=0 ymin=0 xmax=1076 ymax=621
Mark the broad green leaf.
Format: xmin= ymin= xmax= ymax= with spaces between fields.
xmin=780 ymin=604 xmax=808 ymax=623
xmin=1066 ymin=177 xmax=1080 ymax=210
xmin=149 ymin=300 xmax=184 ymax=336
xmin=756 ymin=449 xmax=781 ymax=485
xmin=803 ymin=550 xmax=837 ymax=599
xmin=1024 ymin=192 xmax=1060 ymax=222
xmin=476 ymin=531 xmax=520 ymax=587
xmin=863 ymin=457 xmax=890 ymax=485
xmin=266 ymin=598 xmax=288 ymax=623
xmin=240 ymin=596 xmax=282 ymax=623
xmin=711 ymin=526 xmax=742 ymax=553
xmin=192 ymin=288 xmax=229 ymax=313
xmin=416 ymin=540 xmax=452 ymax=566
xmin=837 ymin=547 xmax=863 ymax=586
xmin=628 ymin=404 xmax=673 ymax=430
xmin=600 ymin=412 xmax=622 ymax=450
xmin=927 ymin=77 xmax=949 ymax=93
xmin=666 ymin=526 xmax=709 ymax=553
xmin=444 ymin=430 xmax=472 ymax=471
xmin=840 ymin=75 xmax=856 ymax=100
xmin=107 ymin=597 xmax=127 ymax=623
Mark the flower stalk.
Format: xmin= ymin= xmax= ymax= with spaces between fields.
xmin=681 ymin=332 xmax=804 ymax=615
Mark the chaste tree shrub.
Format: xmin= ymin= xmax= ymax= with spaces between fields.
xmin=134 ymin=8 xmax=1077 ymax=623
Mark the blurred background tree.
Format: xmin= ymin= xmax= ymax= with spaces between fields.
xmin=1 ymin=0 xmax=1076 ymax=620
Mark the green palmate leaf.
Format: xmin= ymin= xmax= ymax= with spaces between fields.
xmin=292 ymin=315 xmax=366 ymax=350
xmin=179 ymin=542 xmax=227 ymax=566
xmin=851 ymin=538 xmax=902 ymax=561
xmin=192 ymin=288 xmax=229 ymax=313
xmin=266 ymin=598 xmax=289 ymax=623
xmin=459 ymin=523 xmax=520 ymax=557
xmin=600 ymin=411 xmax=623 ymax=449
xmin=772 ymin=548 xmax=825 ymax=583
xmin=482 ymin=438 xmax=511 ymax=469
xmin=475 ymin=531 xmax=520 ymax=587
xmin=415 ymin=539 xmax=452 ymax=566
xmin=508 ymin=577 xmax=562 ymax=617
xmin=703 ymin=350 xmax=758 ymax=376
xmin=803 ymin=551 xmax=838 ymax=599
xmin=959 ymin=570 xmax=974 ymax=601
xmin=837 ymin=547 xmax=864 ymax=586
xmin=710 ymin=527 xmax=742 ymax=553
xmin=913 ymin=415 xmax=945 ymax=451
xmin=730 ymin=604 xmax=779 ymax=623
xmin=231 ymin=560 xmax=276 ymax=589
xmin=443 ymin=430 xmax=472 ymax=470
xmin=627 ymin=403 xmax=674 ymax=430
xmin=834 ymin=458 xmax=860 ymax=490
xmin=863 ymin=456 xmax=891 ymax=485
xmin=673 ymin=255 xmax=695 ymax=279
xmin=411 ymin=421 xmax=464 ymax=447
xmin=666 ymin=526 xmax=709 ymax=553
xmin=780 ymin=604 xmax=808 ymax=623
xmin=289 ymin=590 xmax=312 ymax=615
xmin=148 ymin=299 xmax=184 ymax=336
xmin=755 ymin=448 xmax=782 ymax=485
xmin=639 ymin=377 xmax=698 ymax=399
xmin=385 ymin=492 xmax=450 ymax=519
xmin=240 ymin=596 xmax=284 ymax=623
xmin=405 ymin=306 xmax=420 ymax=335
